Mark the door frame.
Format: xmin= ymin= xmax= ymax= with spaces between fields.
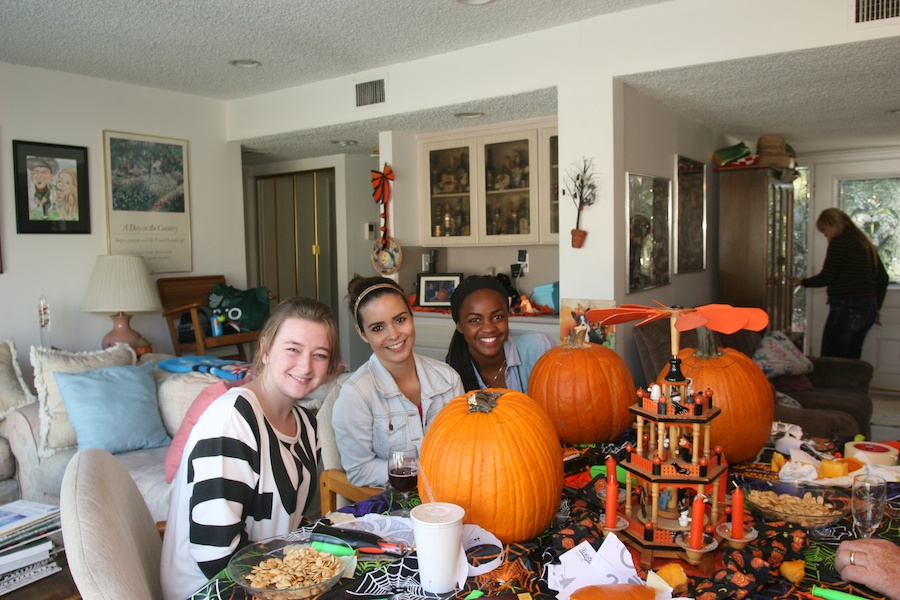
xmin=806 ymin=148 xmax=900 ymax=390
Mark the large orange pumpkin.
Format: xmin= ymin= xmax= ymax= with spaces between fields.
xmin=570 ymin=584 xmax=654 ymax=600
xmin=528 ymin=326 xmax=635 ymax=444
xmin=656 ymin=327 xmax=773 ymax=464
xmin=418 ymin=389 xmax=563 ymax=544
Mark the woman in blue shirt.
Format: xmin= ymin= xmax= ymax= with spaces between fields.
xmin=332 ymin=275 xmax=463 ymax=487
xmin=446 ymin=275 xmax=554 ymax=393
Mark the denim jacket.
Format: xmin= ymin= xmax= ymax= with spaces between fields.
xmin=332 ymin=352 xmax=464 ymax=487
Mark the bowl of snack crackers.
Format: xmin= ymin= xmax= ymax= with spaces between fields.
xmin=739 ymin=478 xmax=851 ymax=529
xmin=227 ymin=532 xmax=354 ymax=599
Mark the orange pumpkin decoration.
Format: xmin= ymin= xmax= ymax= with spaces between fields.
xmin=657 ymin=327 xmax=773 ymax=464
xmin=570 ymin=583 xmax=654 ymax=600
xmin=418 ymin=389 xmax=563 ymax=544
xmin=528 ymin=326 xmax=635 ymax=444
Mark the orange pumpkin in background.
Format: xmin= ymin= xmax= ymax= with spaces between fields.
xmin=657 ymin=327 xmax=773 ymax=464
xmin=418 ymin=389 xmax=563 ymax=544
xmin=528 ymin=326 xmax=635 ymax=445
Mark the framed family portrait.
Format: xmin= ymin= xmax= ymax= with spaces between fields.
xmin=417 ymin=273 xmax=463 ymax=307
xmin=104 ymin=130 xmax=192 ymax=273
xmin=674 ymin=156 xmax=707 ymax=274
xmin=13 ymin=140 xmax=91 ymax=234
xmin=626 ymin=172 xmax=671 ymax=293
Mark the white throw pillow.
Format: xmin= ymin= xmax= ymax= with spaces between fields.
xmin=31 ymin=344 xmax=136 ymax=457
xmin=752 ymin=331 xmax=813 ymax=379
xmin=0 ymin=339 xmax=36 ymax=419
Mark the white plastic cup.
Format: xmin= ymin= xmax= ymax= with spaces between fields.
xmin=410 ymin=502 xmax=465 ymax=594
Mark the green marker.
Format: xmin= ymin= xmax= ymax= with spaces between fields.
xmin=464 ymin=592 xmax=485 ymax=599
xmin=311 ymin=541 xmax=355 ymax=556
xmin=812 ymin=585 xmax=868 ymax=600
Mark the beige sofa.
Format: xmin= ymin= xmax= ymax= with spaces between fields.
xmin=7 ymin=353 xmax=225 ymax=522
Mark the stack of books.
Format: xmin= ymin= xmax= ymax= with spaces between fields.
xmin=0 ymin=501 xmax=62 ymax=596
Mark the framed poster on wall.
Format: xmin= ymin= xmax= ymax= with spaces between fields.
xmin=103 ymin=130 xmax=192 ymax=273
xmin=627 ymin=172 xmax=671 ymax=293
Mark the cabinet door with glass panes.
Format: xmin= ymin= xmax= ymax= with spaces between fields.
xmin=478 ymin=129 xmax=539 ymax=244
xmin=539 ymin=128 xmax=559 ymax=243
xmin=420 ymin=138 xmax=478 ymax=246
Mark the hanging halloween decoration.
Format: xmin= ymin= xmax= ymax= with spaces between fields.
xmin=370 ymin=163 xmax=403 ymax=276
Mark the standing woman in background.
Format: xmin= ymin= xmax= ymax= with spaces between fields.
xmin=161 ymin=297 xmax=341 ymax=599
xmin=446 ymin=275 xmax=554 ymax=392
xmin=792 ymin=208 xmax=889 ymax=359
xmin=332 ymin=275 xmax=463 ymax=488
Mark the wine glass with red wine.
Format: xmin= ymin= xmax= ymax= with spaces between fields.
xmin=387 ymin=443 xmax=419 ymax=516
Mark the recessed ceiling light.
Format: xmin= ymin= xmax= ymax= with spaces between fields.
xmin=331 ymin=140 xmax=358 ymax=147
xmin=457 ymin=0 xmax=495 ymax=4
xmin=454 ymin=111 xmax=485 ymax=119
xmin=229 ymin=59 xmax=261 ymax=68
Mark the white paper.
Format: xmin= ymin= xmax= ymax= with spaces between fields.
xmin=547 ymin=533 xmax=673 ymax=600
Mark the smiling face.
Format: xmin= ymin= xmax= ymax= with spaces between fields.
xmin=31 ymin=166 xmax=53 ymax=192
xmin=455 ymin=288 xmax=509 ymax=363
xmin=356 ymin=292 xmax=416 ymax=368
xmin=260 ymin=316 xmax=333 ymax=403
xmin=56 ymin=171 xmax=75 ymax=199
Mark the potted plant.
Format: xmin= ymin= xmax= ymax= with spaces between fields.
xmin=562 ymin=157 xmax=597 ymax=248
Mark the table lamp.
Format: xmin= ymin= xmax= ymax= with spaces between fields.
xmin=81 ymin=255 xmax=162 ymax=349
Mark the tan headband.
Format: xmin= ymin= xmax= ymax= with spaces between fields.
xmin=353 ymin=283 xmax=401 ymax=320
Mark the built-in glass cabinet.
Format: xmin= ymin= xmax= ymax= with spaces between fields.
xmin=420 ymin=119 xmax=557 ymax=246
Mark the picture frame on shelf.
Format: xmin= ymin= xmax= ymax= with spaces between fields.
xmin=674 ymin=156 xmax=707 ymax=274
xmin=417 ymin=273 xmax=463 ymax=307
xmin=103 ymin=130 xmax=192 ymax=273
xmin=13 ymin=140 xmax=91 ymax=234
xmin=626 ymin=172 xmax=671 ymax=293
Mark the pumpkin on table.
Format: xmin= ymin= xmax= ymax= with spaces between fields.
xmin=418 ymin=389 xmax=564 ymax=544
xmin=658 ymin=326 xmax=773 ymax=464
xmin=528 ymin=325 xmax=635 ymax=445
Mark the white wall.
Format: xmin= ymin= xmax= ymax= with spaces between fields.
xmin=0 ymin=63 xmax=245 ymax=378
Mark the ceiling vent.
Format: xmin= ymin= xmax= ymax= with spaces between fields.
xmin=854 ymin=0 xmax=899 ymax=22
xmin=355 ymin=79 xmax=386 ymax=107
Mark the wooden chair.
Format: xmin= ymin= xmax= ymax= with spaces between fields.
xmin=157 ymin=275 xmax=262 ymax=361
xmin=317 ymin=376 xmax=382 ymax=514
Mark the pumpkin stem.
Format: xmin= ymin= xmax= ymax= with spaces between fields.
xmin=565 ymin=325 xmax=590 ymax=349
xmin=694 ymin=326 xmax=724 ymax=359
xmin=467 ymin=390 xmax=502 ymax=413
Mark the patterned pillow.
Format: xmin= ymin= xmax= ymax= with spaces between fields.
xmin=0 ymin=339 xmax=36 ymax=419
xmin=752 ymin=331 xmax=813 ymax=379
xmin=30 ymin=344 xmax=136 ymax=457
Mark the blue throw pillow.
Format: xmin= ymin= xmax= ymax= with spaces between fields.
xmin=54 ymin=362 xmax=171 ymax=454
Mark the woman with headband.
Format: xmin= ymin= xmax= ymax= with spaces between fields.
xmin=332 ymin=275 xmax=463 ymax=487
xmin=446 ymin=275 xmax=555 ymax=393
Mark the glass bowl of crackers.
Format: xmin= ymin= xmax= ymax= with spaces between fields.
xmin=227 ymin=532 xmax=354 ymax=599
xmin=739 ymin=478 xmax=851 ymax=529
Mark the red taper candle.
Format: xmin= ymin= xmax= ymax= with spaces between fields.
xmin=689 ymin=493 xmax=705 ymax=550
xmin=731 ymin=486 xmax=745 ymax=540
xmin=604 ymin=456 xmax=618 ymax=528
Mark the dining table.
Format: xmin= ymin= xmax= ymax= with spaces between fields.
xmin=190 ymin=449 xmax=900 ymax=600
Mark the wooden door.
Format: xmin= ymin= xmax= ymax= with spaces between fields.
xmin=255 ymin=169 xmax=338 ymax=313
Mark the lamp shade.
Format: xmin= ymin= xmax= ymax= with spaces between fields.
xmin=81 ymin=255 xmax=162 ymax=313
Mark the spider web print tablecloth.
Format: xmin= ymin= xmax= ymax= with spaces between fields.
xmin=190 ymin=482 xmax=900 ymax=600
